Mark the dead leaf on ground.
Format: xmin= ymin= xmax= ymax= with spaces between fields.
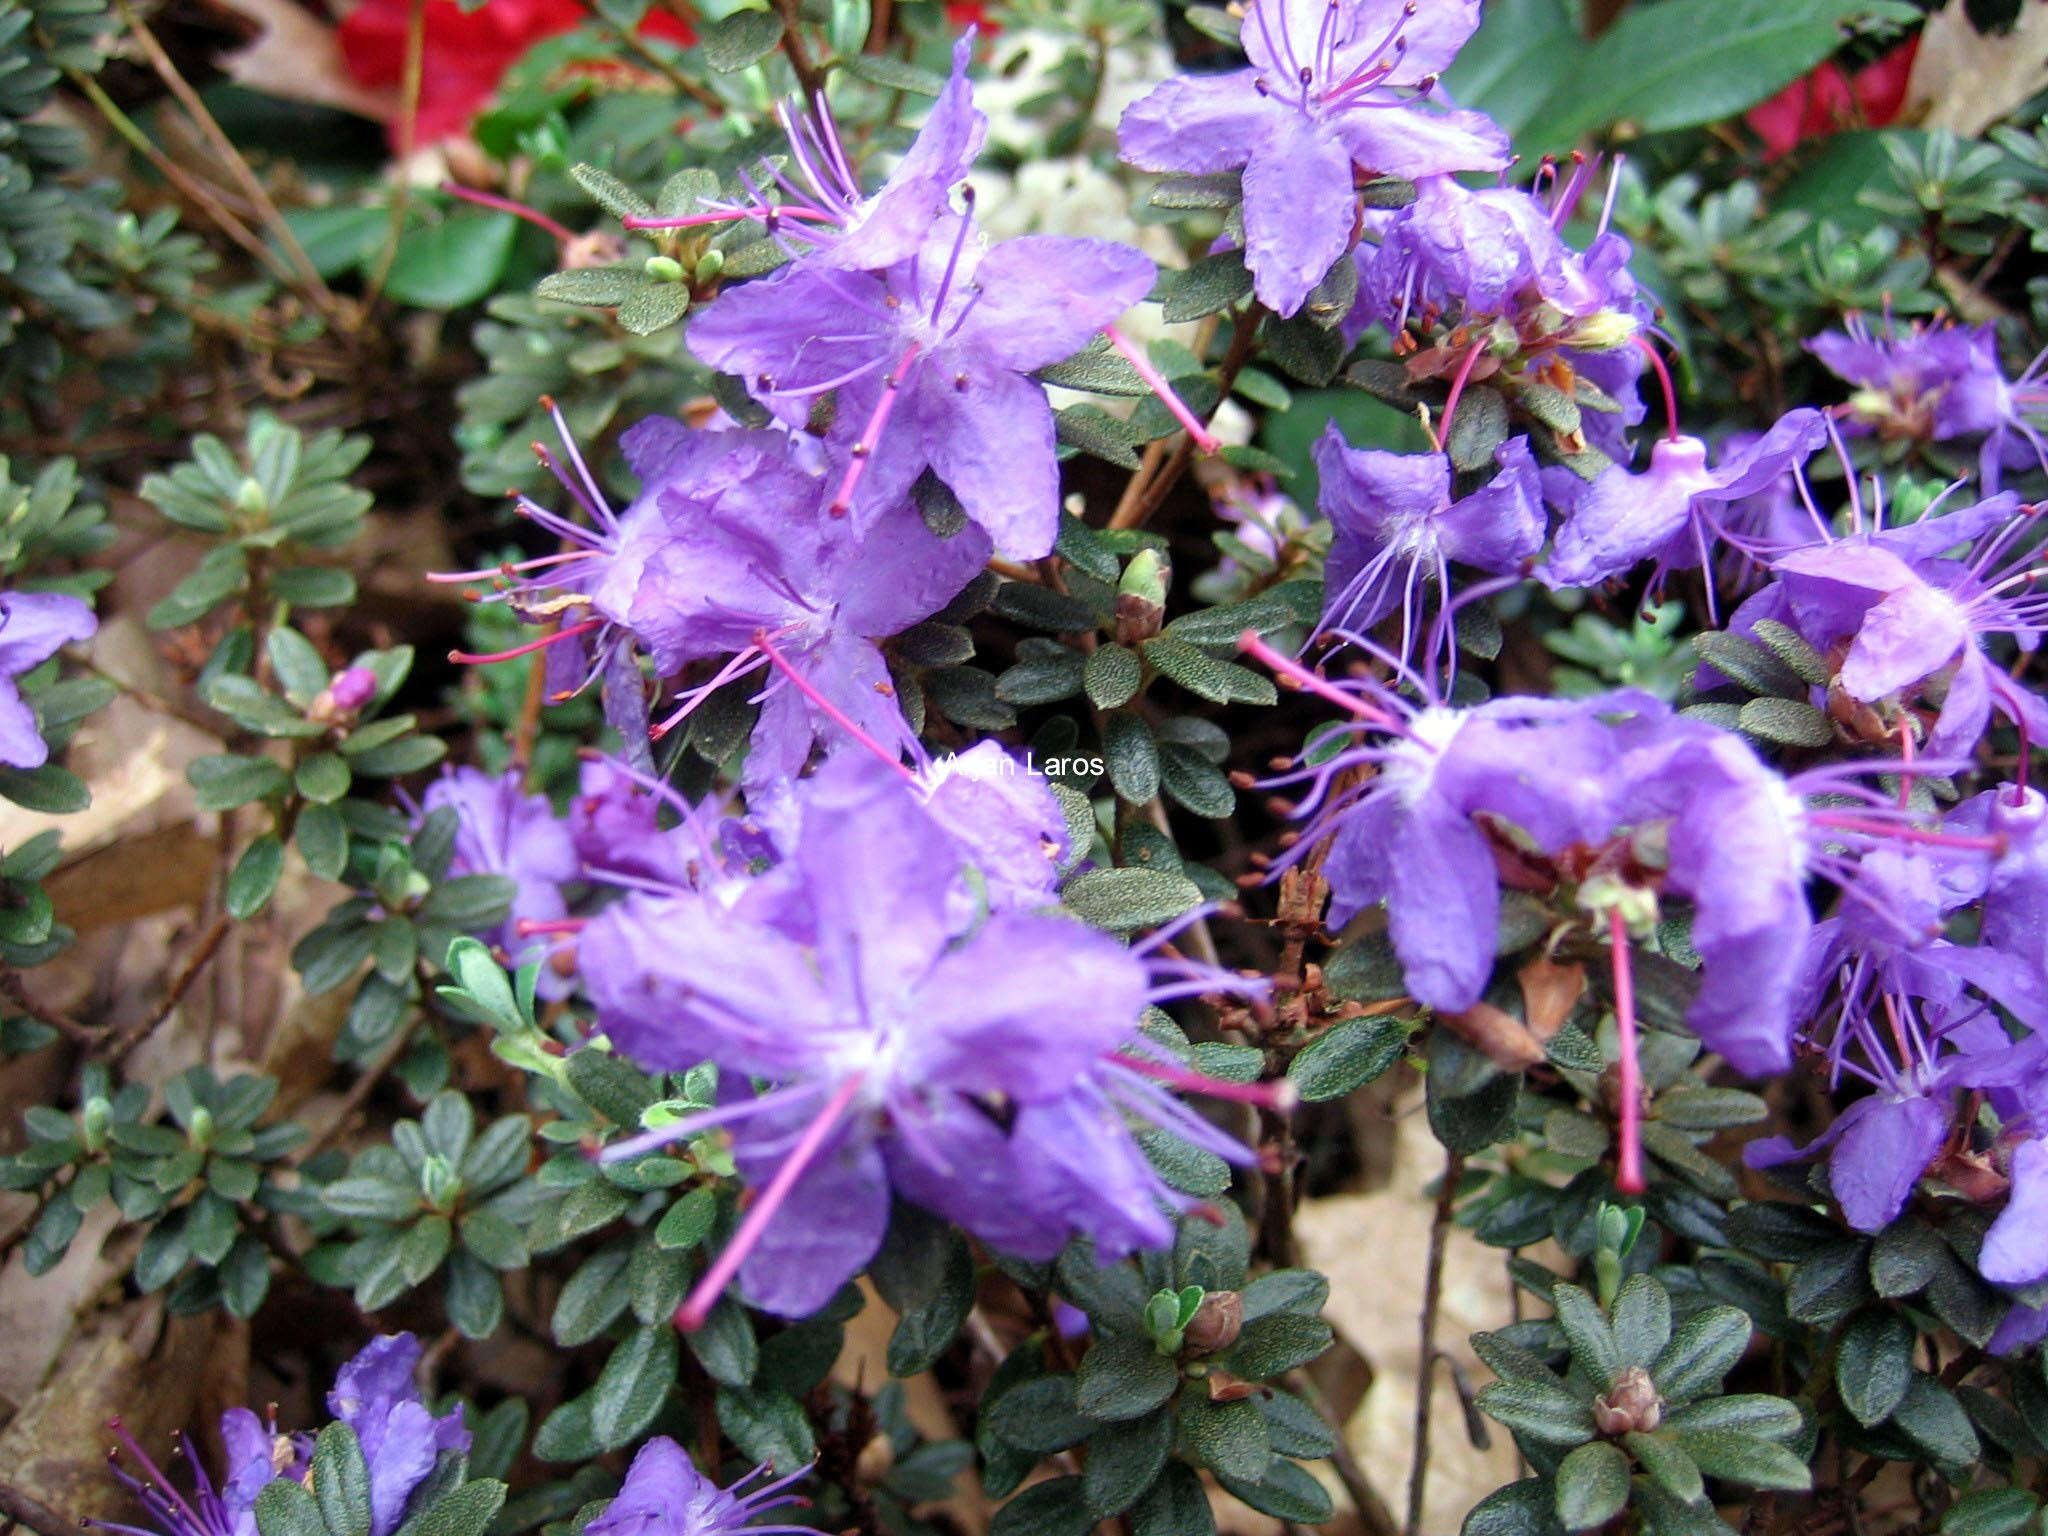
xmin=1904 ymin=0 xmax=2048 ymax=137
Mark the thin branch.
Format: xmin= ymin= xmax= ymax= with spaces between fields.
xmin=110 ymin=0 xmax=339 ymax=315
xmin=584 ymin=0 xmax=728 ymax=113
xmin=364 ymin=0 xmax=426 ymax=308
xmin=287 ymin=1016 xmax=423 ymax=1165
xmin=1109 ymin=304 xmax=1264 ymax=532
xmin=0 ymin=972 xmax=98 ymax=1044
xmin=0 ymin=1478 xmax=75 ymax=1536
xmin=770 ymin=0 xmax=828 ymax=103
xmin=100 ymin=914 xmax=232 ymax=1063
xmin=1406 ymin=1146 xmax=1465 ymax=1536
xmin=1290 ymin=1370 xmax=1401 ymax=1536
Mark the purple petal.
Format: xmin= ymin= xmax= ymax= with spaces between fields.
xmin=912 ymin=354 xmax=1063 ymax=559
xmin=1829 ymin=1092 xmax=1949 ymax=1232
xmin=1839 ymin=580 xmax=1966 ymax=699
xmin=961 ymin=237 xmax=1156 ymax=373
xmin=1334 ymin=104 xmax=1510 ymax=182
xmin=1385 ymin=799 xmax=1499 ymax=1011
xmin=732 ymin=1120 xmax=891 ymax=1318
xmin=1116 ymin=72 xmax=1271 ymax=174
xmin=0 ymin=590 xmax=97 ymax=676
xmin=1241 ymin=119 xmax=1356 ymax=318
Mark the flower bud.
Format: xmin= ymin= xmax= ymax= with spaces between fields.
xmin=81 ymin=1095 xmax=112 ymax=1151
xmin=420 ymin=1153 xmax=464 ymax=1211
xmin=234 ymin=476 xmax=268 ymax=517
xmin=311 ymin=666 xmax=378 ymax=725
xmin=1114 ymin=550 xmax=1169 ymax=647
xmin=1181 ymin=1290 xmax=1244 ymax=1357
xmin=186 ymin=1105 xmax=216 ymax=1149
xmin=693 ymin=249 xmax=725 ymax=284
xmin=1566 ymin=308 xmax=1641 ymax=352
xmin=644 ymin=255 xmax=687 ymax=283
xmin=1592 ymin=1365 xmax=1663 ymax=1435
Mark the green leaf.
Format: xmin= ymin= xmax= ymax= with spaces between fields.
xmin=1891 ymin=1373 xmax=1981 ymax=1468
xmin=1652 ymin=1304 xmax=1752 ymax=1403
xmin=227 ymin=835 xmax=284 ymax=919
xmin=395 ymin=1479 xmax=505 ymax=1536
xmin=536 ymin=265 xmax=647 ymax=307
xmin=1671 ymin=1429 xmax=1812 ymax=1491
xmin=270 ymin=566 xmax=356 ymax=608
xmin=688 ymin=1297 xmax=759 ymax=1387
xmin=1085 ymin=644 xmax=1144 ymax=710
xmin=296 ymin=754 xmax=352 ymax=804
xmin=1941 ymin=1489 xmax=2042 ymax=1536
xmin=1835 ymin=1310 xmax=1914 ymax=1427
xmin=839 ymin=50 xmax=948 ymax=94
xmin=1077 ymin=1335 xmax=1180 ymax=1422
xmin=587 ymin=1324 xmax=678 ymax=1450
xmin=1626 ymin=1431 xmax=1704 ymax=1506
xmin=1476 ymin=1377 xmax=1597 ymax=1447
xmin=0 ymin=763 xmax=90 ymax=814
xmin=714 ymin=1383 xmax=817 ymax=1471
xmin=189 ymin=754 xmax=289 ymax=812
xmin=1083 ymin=1411 xmax=1173 ymax=1518
xmin=1103 ymin=713 xmax=1160 ymax=804
xmin=312 ymin=1424 xmax=373 ymax=1536
xmin=701 ymin=5 xmax=784 ymax=67
xmin=1176 ymin=1391 xmax=1268 ymax=1482
xmin=1225 ymin=1313 xmax=1333 ymax=1380
xmin=1140 ymin=637 xmax=1277 ymax=706
xmin=1518 ymin=0 xmax=1895 ymax=147
xmin=1554 ymin=1440 xmax=1631 ymax=1531
xmin=297 ymin=803 xmax=349 ymax=881
xmin=1132 ymin=1463 xmax=1215 ymax=1536
xmin=988 ymin=1374 xmax=1094 ymax=1454
xmin=991 ymin=1476 xmax=1092 ymax=1536
xmin=1213 ymin=1457 xmax=1335 ymax=1524
xmin=1064 ymin=867 xmax=1202 ymax=933
xmin=1551 ymin=1283 xmax=1622 ymax=1391
xmin=1739 ymin=696 xmax=1834 ymax=748
xmin=1159 ymin=250 xmax=1252 ymax=323
xmin=655 ymin=1187 xmax=717 ymax=1251
xmin=384 ymin=213 xmax=519 ymax=310
xmin=887 ymin=1230 xmax=975 ymax=1378
xmin=255 ymin=1477 xmax=327 ymax=1536
xmin=1440 ymin=0 xmax=1586 ymax=140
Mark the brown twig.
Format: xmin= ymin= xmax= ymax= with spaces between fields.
xmin=96 ymin=914 xmax=232 ymax=1064
xmin=770 ymin=0 xmax=829 ymax=104
xmin=0 ymin=971 xmax=99 ymax=1044
xmin=1290 ymin=1370 xmax=1402 ymax=1536
xmin=110 ymin=0 xmax=338 ymax=315
xmin=1406 ymin=1146 xmax=1466 ymax=1536
xmin=288 ymin=1017 xmax=423 ymax=1165
xmin=364 ymin=0 xmax=427 ymax=308
xmin=580 ymin=0 xmax=727 ymax=114
xmin=0 ymin=1478 xmax=75 ymax=1536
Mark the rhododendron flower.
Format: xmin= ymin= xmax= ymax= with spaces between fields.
xmin=1809 ymin=316 xmax=2048 ymax=492
xmin=687 ymin=213 xmax=1154 ymax=559
xmin=1544 ymin=407 xmax=1829 ymax=593
xmin=1117 ymin=0 xmax=1509 ymax=317
xmin=584 ymin=1438 xmax=821 ymax=1536
xmin=100 ymin=1335 xmax=459 ymax=1536
xmin=580 ymin=754 xmax=1270 ymax=1321
xmin=340 ymin=0 xmax=693 ymax=145
xmin=0 ymin=589 xmax=95 ymax=768
xmin=418 ymin=766 xmax=581 ymax=993
xmin=1314 ymin=426 xmax=1544 ymax=660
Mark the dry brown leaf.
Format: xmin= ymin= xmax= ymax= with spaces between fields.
xmin=1904 ymin=0 xmax=2048 ymax=137
xmin=212 ymin=0 xmax=391 ymax=121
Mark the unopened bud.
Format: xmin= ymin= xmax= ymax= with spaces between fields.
xmin=1182 ymin=1290 xmax=1244 ymax=1357
xmin=186 ymin=1106 xmax=216 ymax=1149
xmin=312 ymin=666 xmax=378 ymax=724
xmin=233 ymin=477 xmax=268 ymax=517
xmin=1592 ymin=1366 xmax=1663 ymax=1435
xmin=693 ymin=248 xmax=725 ymax=284
xmin=643 ymin=255 xmax=686 ymax=282
xmin=1567 ymin=308 xmax=1641 ymax=352
xmin=1119 ymin=548 xmax=1169 ymax=607
xmin=81 ymin=1095 xmax=112 ymax=1150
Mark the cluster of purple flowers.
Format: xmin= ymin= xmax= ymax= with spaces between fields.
xmin=413 ymin=0 xmax=2048 ymax=1361
xmin=103 ymin=1335 xmax=815 ymax=1536
xmin=0 ymin=588 xmax=96 ymax=769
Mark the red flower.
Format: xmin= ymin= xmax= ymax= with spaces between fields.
xmin=1744 ymin=36 xmax=1918 ymax=161
xmin=340 ymin=0 xmax=694 ymax=145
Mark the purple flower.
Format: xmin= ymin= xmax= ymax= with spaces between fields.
xmin=1983 ymin=1135 xmax=2048 ymax=1287
xmin=102 ymin=1411 xmax=304 ymax=1536
xmin=581 ymin=754 xmax=1265 ymax=1321
xmin=1543 ymin=408 xmax=1829 ymax=594
xmin=1947 ymin=786 xmax=2048 ymax=981
xmin=583 ymin=1437 xmax=821 ymax=1536
xmin=0 ymin=589 xmax=96 ymax=768
xmin=1809 ymin=316 xmax=2048 ymax=492
xmin=419 ymin=767 xmax=581 ymax=994
xmin=619 ymin=35 xmax=983 ymax=274
xmin=327 ymin=1335 xmax=472 ymax=1536
xmin=687 ymin=215 xmax=1154 ymax=559
xmin=100 ymin=1335 xmax=456 ymax=1536
xmin=1118 ymin=0 xmax=1509 ymax=317
xmin=444 ymin=415 xmax=992 ymax=786
xmin=1769 ymin=492 xmax=2048 ymax=757
xmin=1314 ymin=427 xmax=1544 ymax=659
xmin=915 ymin=741 xmax=1071 ymax=915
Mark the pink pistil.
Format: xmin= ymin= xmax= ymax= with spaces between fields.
xmin=1102 ymin=326 xmax=1221 ymax=455
xmin=650 ymin=647 xmax=770 ymax=739
xmin=449 ymin=618 xmax=602 ymax=666
xmin=444 ymin=183 xmax=577 ymax=244
xmin=1808 ymin=811 xmax=2004 ymax=852
xmin=424 ymin=551 xmax=595 ymax=584
xmin=826 ymin=343 xmax=922 ymax=518
xmin=676 ymin=1071 xmax=867 ymax=1331
xmin=752 ymin=628 xmax=916 ymax=780
xmin=1631 ymin=335 xmax=1684 ymax=443
xmin=622 ymin=205 xmax=836 ymax=231
xmin=1237 ymin=630 xmax=1398 ymax=726
xmin=514 ymin=917 xmax=589 ymax=937
xmin=1434 ymin=338 xmax=1490 ymax=449
xmin=1119 ymin=1054 xmax=1297 ymax=1111
xmin=1608 ymin=906 xmax=1645 ymax=1196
